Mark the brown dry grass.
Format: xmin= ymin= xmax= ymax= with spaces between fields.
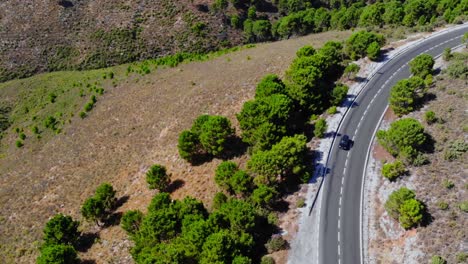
xmin=0 ymin=30 xmax=351 ymax=263
xmin=369 ymin=54 xmax=468 ymax=263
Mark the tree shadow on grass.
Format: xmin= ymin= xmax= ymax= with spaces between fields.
xmin=271 ymin=199 xmax=290 ymax=213
xmin=114 ymin=195 xmax=130 ymax=210
xmin=103 ymin=212 xmax=123 ymax=227
xmin=420 ymin=201 xmax=433 ymax=227
xmin=76 ymin=232 xmax=100 ymax=252
xmin=166 ymin=179 xmax=185 ymax=193
xmin=81 ymin=260 xmax=97 ymax=264
xmin=421 ymin=132 xmax=436 ymax=154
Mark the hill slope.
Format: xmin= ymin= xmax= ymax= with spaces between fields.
xmin=0 ymin=30 xmax=350 ymax=263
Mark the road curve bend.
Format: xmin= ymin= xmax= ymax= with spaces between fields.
xmin=319 ymin=25 xmax=468 ymax=264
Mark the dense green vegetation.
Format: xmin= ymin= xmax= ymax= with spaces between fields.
xmin=381 ymin=160 xmax=406 ymax=181
xmin=385 ymin=187 xmax=425 ymax=229
xmin=178 ymin=115 xmax=235 ymax=162
xmin=37 ymin=214 xmax=81 ymax=263
xmin=377 ymin=118 xmax=428 ymax=165
xmin=388 ymin=53 xmax=435 ymax=116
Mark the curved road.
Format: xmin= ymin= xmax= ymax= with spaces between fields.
xmin=319 ymin=25 xmax=468 ymax=264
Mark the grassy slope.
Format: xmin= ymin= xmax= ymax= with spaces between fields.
xmin=0 ymin=30 xmax=351 ymax=263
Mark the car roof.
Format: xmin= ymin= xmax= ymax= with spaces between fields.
xmin=342 ymin=135 xmax=349 ymax=140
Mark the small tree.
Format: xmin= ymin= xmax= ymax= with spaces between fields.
xmin=366 ymin=41 xmax=381 ymax=61
xmin=37 ymin=244 xmax=79 ymax=264
xmin=121 ymin=210 xmax=144 ymax=236
xmin=331 ymin=84 xmax=349 ymax=106
xmin=424 ymin=111 xmax=437 ymax=124
xmin=230 ymin=170 xmax=253 ymax=196
xmin=409 ymin=54 xmax=434 ymax=78
xmin=255 ymin=74 xmax=286 ymax=99
xmin=389 ymin=77 xmax=426 ymax=116
xmin=344 ymin=63 xmax=360 ymax=80
xmin=463 ymin=32 xmax=468 ymax=48
xmin=95 ymin=183 xmax=116 ymax=211
xmin=442 ymin=48 xmax=452 ymax=61
xmin=399 ymin=198 xmax=424 ymax=229
xmin=376 ymin=118 xmax=427 ymax=159
xmin=296 ymin=45 xmax=316 ymax=58
xmin=199 ymin=116 xmax=234 ymax=156
xmin=81 ymin=197 xmax=105 ymax=225
xmin=43 ymin=214 xmax=80 ymax=247
xmin=251 ymin=185 xmax=278 ymax=208
xmin=381 ymin=160 xmax=406 ymax=181
xmin=266 ymin=236 xmax=287 ymax=253
xmin=178 ymin=130 xmax=201 ymax=162
xmin=215 ymin=161 xmax=238 ymax=191
xmin=146 ymin=164 xmax=171 ymax=191
xmin=384 ymin=187 xmax=415 ymax=219
xmin=212 ymin=192 xmax=228 ymax=210
xmin=314 ymin=118 xmax=327 ymax=138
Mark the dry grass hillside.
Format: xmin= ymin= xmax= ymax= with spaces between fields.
xmin=0 ymin=0 xmax=246 ymax=82
xmin=0 ymin=30 xmax=351 ymax=263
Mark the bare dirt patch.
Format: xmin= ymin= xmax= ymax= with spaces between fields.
xmin=0 ymin=31 xmax=351 ymax=263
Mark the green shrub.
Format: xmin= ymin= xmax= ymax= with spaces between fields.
xmin=314 ymin=118 xmax=327 ymax=138
xmin=444 ymin=140 xmax=468 ymax=161
xmin=296 ymin=197 xmax=306 ymax=208
xmin=121 ymin=210 xmax=143 ymax=236
xmin=19 ymin=132 xmax=26 ymax=140
xmin=443 ymin=48 xmax=452 ymax=61
xmin=231 ymin=15 xmax=241 ymax=28
xmin=32 ymin=126 xmax=39 ymax=134
xmin=44 ymin=116 xmax=58 ymax=130
xmin=389 ymin=77 xmax=426 ymax=116
xmin=431 ymin=255 xmax=447 ymax=264
xmin=381 ymin=160 xmax=406 ymax=181
xmin=261 ymin=256 xmax=275 ymax=264
xmin=424 ymin=111 xmax=437 ymax=124
xmin=445 ymin=60 xmax=468 ymax=79
xmin=456 ymin=252 xmax=468 ymax=263
xmin=199 ymin=115 xmax=235 ymax=156
xmin=458 ymin=201 xmax=468 ymax=213
xmin=399 ymin=198 xmax=424 ymax=229
xmin=327 ymin=106 xmax=337 ymax=115
xmin=212 ymin=192 xmax=228 ymax=210
xmin=409 ymin=54 xmax=434 ymax=78
xmin=376 ymin=118 xmax=427 ymax=161
xmin=366 ymin=41 xmax=381 ymax=61
xmin=296 ymin=45 xmax=316 ymax=58
xmin=42 ymin=214 xmax=80 ymax=247
xmin=84 ymin=102 xmax=94 ymax=112
xmin=266 ymin=236 xmax=287 ymax=253
xmin=442 ymin=179 xmax=454 ymax=189
xmin=15 ymin=140 xmax=23 ymax=148
xmin=345 ymin=31 xmax=385 ymax=60
xmin=146 ymin=164 xmax=170 ymax=191
xmin=437 ymin=201 xmax=448 ymax=210
xmin=37 ymin=244 xmax=79 ymax=264
xmin=49 ymin=93 xmax=57 ymax=103
xmin=344 ymin=63 xmax=360 ymax=80
xmin=331 ymin=84 xmax=349 ymax=106
xmin=384 ymin=187 xmax=415 ymax=219
xmin=79 ymin=112 xmax=86 ymax=119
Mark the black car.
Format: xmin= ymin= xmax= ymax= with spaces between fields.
xmin=339 ymin=135 xmax=352 ymax=150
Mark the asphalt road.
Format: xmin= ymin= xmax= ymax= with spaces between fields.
xmin=319 ymin=25 xmax=468 ymax=264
